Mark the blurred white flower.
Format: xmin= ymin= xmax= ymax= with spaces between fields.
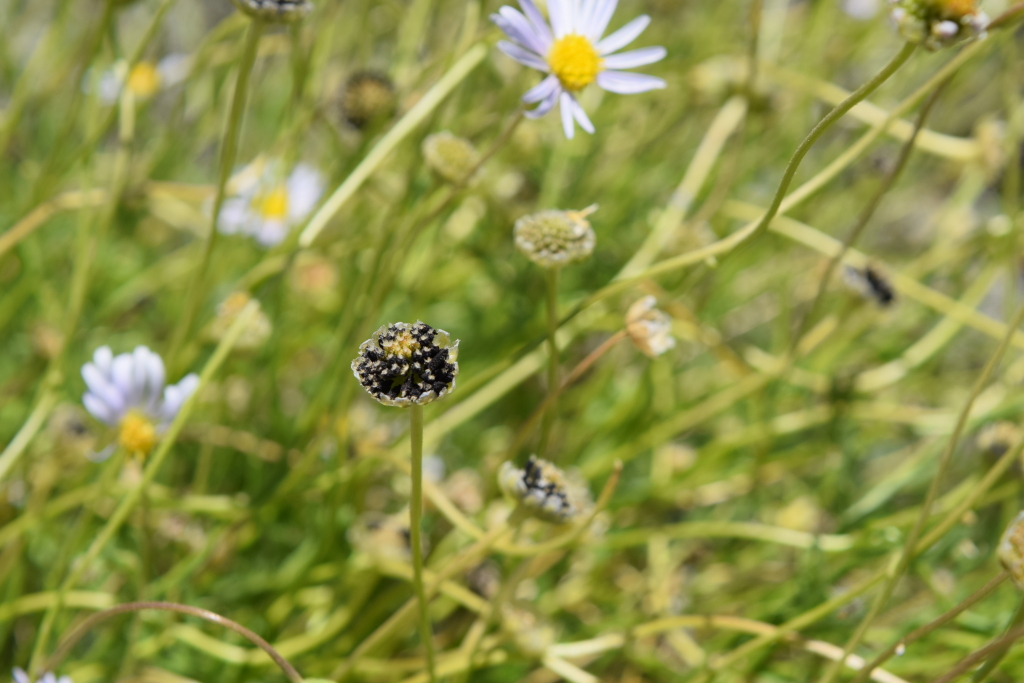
xmin=13 ymin=669 xmax=72 ymax=683
xmin=491 ymin=0 xmax=667 ymax=139
xmin=842 ymin=0 xmax=880 ymax=20
xmin=95 ymin=54 xmax=191 ymax=104
xmin=218 ymin=158 xmax=325 ymax=248
xmin=81 ymin=346 xmax=199 ymax=459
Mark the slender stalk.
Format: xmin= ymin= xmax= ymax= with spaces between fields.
xmin=743 ymin=42 xmax=916 ymax=246
xmin=507 ymin=330 xmax=628 ymax=460
xmin=817 ymin=297 xmax=1024 ymax=683
xmin=537 ymin=267 xmax=561 ymax=458
xmin=931 ymin=622 xmax=1024 ymax=683
xmin=969 ymin=596 xmax=1024 ymax=682
xmin=167 ymin=18 xmax=265 ymax=372
xmin=409 ymin=404 xmax=437 ymax=683
xmin=791 ymin=76 xmax=950 ymax=355
xmin=43 ymin=601 xmax=302 ymax=683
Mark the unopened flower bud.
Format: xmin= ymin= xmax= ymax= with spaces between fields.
xmin=999 ymin=511 xmax=1024 ymax=589
xmin=208 ymin=292 xmax=273 ymax=351
xmin=626 ymin=296 xmax=677 ymax=358
xmin=888 ymin=0 xmax=988 ymax=50
xmin=513 ymin=206 xmax=597 ymax=269
xmin=422 ymin=132 xmax=479 ymax=184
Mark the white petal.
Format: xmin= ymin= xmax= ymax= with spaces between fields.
xmin=596 ymin=70 xmax=666 ymax=94
xmin=13 ymin=669 xmax=30 ymax=683
xmin=82 ymin=364 xmax=126 ymax=415
xmin=570 ymin=97 xmax=595 ymax=134
xmin=569 ymin=0 xmax=583 ymax=32
xmin=597 ymin=14 xmax=650 ymax=54
xmin=156 ymin=53 xmax=192 ymax=86
xmin=497 ymin=41 xmax=550 ymax=72
xmin=587 ymin=0 xmax=618 ymax=40
xmin=111 ymin=354 xmax=136 ymax=404
xmin=548 ymin=0 xmax=571 ymax=37
xmin=256 ymin=220 xmax=288 ymax=247
xmin=87 ymin=444 xmax=117 ymax=463
xmin=517 ymin=0 xmax=553 ymax=45
xmin=560 ymin=91 xmax=576 ymax=139
xmin=496 ymin=7 xmax=550 ymax=54
xmin=523 ymin=74 xmax=560 ymax=103
xmin=132 ymin=347 xmax=151 ymax=407
xmin=287 ymin=164 xmax=325 ymax=222
xmin=93 ymin=346 xmax=114 ymax=375
xmin=144 ymin=350 xmax=166 ymax=409
xmin=602 ymin=46 xmax=666 ymax=70
xmin=83 ymin=392 xmax=117 ymax=426
xmin=218 ymin=198 xmax=251 ymax=235
xmin=525 ymin=87 xmax=561 ymax=119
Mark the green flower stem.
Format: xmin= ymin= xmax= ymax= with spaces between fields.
xmin=537 ymin=267 xmax=561 ymax=458
xmin=790 ymin=75 xmax=950 ymax=355
xmin=167 ymin=17 xmax=265 ymax=373
xmin=818 ymin=297 xmax=1024 ymax=683
xmin=26 ymin=302 xmax=260 ymax=677
xmin=409 ymin=404 xmax=437 ymax=683
xmin=968 ymin=594 xmax=1024 ymax=682
xmin=44 ymin=601 xmax=303 ymax=683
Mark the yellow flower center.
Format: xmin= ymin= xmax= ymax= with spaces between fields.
xmin=381 ymin=330 xmax=420 ymax=358
xmin=256 ymin=186 xmax=290 ymax=220
xmin=119 ymin=411 xmax=157 ymax=456
xmin=547 ymin=35 xmax=602 ymax=92
xmin=127 ymin=62 xmax=162 ymax=98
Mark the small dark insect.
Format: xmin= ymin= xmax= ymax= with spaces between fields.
xmin=843 ymin=264 xmax=896 ymax=307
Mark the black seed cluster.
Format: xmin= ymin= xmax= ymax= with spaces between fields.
xmin=353 ymin=322 xmax=457 ymax=406
xmin=521 ymin=456 xmax=573 ymax=518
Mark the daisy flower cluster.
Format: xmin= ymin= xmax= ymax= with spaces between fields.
xmin=492 ymin=0 xmax=667 ymax=138
xmin=81 ymin=346 xmax=199 ymax=459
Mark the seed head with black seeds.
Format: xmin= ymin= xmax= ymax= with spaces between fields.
xmin=498 ymin=456 xmax=590 ymax=524
xmin=352 ymin=322 xmax=459 ymax=407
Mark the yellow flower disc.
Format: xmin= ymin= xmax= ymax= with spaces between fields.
xmin=548 ymin=35 xmax=602 ymax=91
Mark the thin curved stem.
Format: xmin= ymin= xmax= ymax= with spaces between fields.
xmin=818 ymin=297 xmax=1024 ymax=683
xmin=969 ymin=596 xmax=1024 ymax=682
xmin=537 ymin=267 xmax=561 ymax=458
xmin=167 ymin=17 xmax=265 ymax=372
xmin=791 ymin=75 xmax=950 ymax=355
xmin=43 ymin=601 xmax=302 ymax=683
xmin=409 ymin=404 xmax=437 ymax=683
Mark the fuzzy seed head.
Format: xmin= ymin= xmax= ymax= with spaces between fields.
xmin=341 ymin=72 xmax=396 ymax=128
xmin=422 ymin=132 xmax=480 ymax=184
xmin=513 ymin=207 xmax=597 ymax=269
xmin=889 ymin=0 xmax=988 ymax=49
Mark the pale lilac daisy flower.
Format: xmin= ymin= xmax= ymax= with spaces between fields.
xmin=491 ymin=0 xmax=667 ymax=139
xmin=13 ymin=668 xmax=73 ymax=683
xmin=218 ymin=158 xmax=325 ymax=248
xmin=81 ymin=346 xmax=199 ymax=460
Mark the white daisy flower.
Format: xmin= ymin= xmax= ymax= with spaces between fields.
xmin=217 ymin=158 xmax=325 ymax=248
xmin=95 ymin=54 xmax=192 ymax=104
xmin=13 ymin=668 xmax=73 ymax=683
xmin=81 ymin=345 xmax=199 ymax=460
xmin=491 ymin=0 xmax=667 ymax=139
